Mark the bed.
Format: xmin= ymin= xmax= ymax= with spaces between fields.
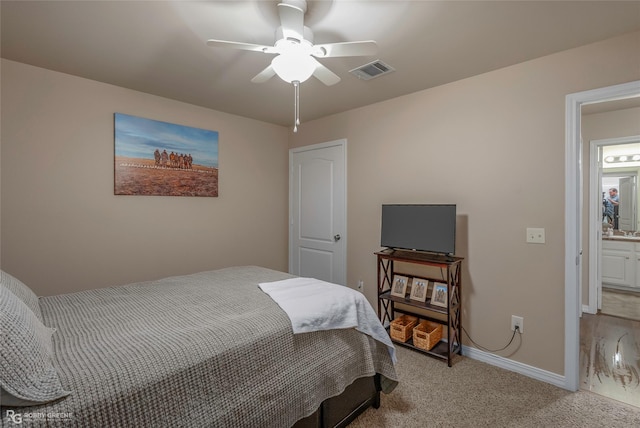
xmin=1 ymin=266 xmax=397 ymax=427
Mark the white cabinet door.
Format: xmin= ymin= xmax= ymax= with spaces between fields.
xmin=633 ymin=258 xmax=640 ymax=290
xmin=601 ymin=249 xmax=634 ymax=287
xmin=633 ymin=243 xmax=640 ymax=290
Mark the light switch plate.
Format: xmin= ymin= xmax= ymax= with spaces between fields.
xmin=526 ymin=227 xmax=545 ymax=244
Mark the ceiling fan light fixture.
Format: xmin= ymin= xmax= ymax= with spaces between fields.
xmin=206 ymin=0 xmax=378 ymax=131
xmin=271 ymin=52 xmax=315 ymax=83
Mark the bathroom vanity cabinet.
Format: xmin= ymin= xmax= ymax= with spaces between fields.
xmin=601 ymin=237 xmax=640 ymax=291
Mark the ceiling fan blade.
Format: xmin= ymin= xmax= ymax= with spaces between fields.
xmin=207 ymin=39 xmax=277 ymax=54
xmin=251 ymin=65 xmax=277 ymax=83
xmin=277 ymin=1 xmax=305 ymax=41
xmin=313 ymin=41 xmax=378 ymax=58
xmin=311 ymin=58 xmax=341 ymax=86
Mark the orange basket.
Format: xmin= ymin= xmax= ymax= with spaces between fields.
xmin=413 ymin=320 xmax=443 ymax=351
xmin=389 ymin=315 xmax=418 ymax=342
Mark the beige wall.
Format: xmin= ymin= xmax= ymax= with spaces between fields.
xmin=1 ymin=59 xmax=289 ymax=296
xmin=290 ymin=31 xmax=640 ymax=375
xmin=581 ymin=106 xmax=640 ymax=305
xmin=583 ymin=106 xmax=640 ymax=142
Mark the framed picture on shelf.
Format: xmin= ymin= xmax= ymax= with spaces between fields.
xmin=409 ymin=278 xmax=429 ymax=302
xmin=390 ymin=275 xmax=409 ymax=298
xmin=430 ymin=282 xmax=448 ymax=307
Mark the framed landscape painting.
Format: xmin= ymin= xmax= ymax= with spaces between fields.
xmin=114 ymin=113 xmax=219 ymax=197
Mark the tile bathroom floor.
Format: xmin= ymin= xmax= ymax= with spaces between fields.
xmin=580 ymin=312 xmax=640 ymax=408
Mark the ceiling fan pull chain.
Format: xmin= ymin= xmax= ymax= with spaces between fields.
xmin=293 ymin=80 xmax=300 ymax=132
xmin=297 ymin=80 xmax=301 ymax=128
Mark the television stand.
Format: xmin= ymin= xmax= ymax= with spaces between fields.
xmin=376 ymin=248 xmax=463 ymax=366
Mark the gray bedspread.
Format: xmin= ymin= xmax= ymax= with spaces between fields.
xmin=11 ymin=266 xmax=397 ymax=427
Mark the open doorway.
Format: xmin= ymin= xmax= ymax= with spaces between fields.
xmin=587 ymin=137 xmax=640 ymax=316
xmin=579 ymin=107 xmax=640 ymax=407
xmin=565 ymin=80 xmax=640 ymax=392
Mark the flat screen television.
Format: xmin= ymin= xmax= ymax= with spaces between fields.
xmin=381 ymin=204 xmax=456 ymax=255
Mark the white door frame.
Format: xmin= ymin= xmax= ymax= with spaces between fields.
xmin=289 ymin=139 xmax=347 ymax=285
xmin=565 ymin=80 xmax=640 ymax=391
xmin=587 ymin=136 xmax=640 ymax=315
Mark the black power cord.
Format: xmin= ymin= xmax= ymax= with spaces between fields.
xmin=461 ymin=325 xmax=521 ymax=353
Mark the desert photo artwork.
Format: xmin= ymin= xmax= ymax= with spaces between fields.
xmin=114 ymin=113 xmax=219 ymax=197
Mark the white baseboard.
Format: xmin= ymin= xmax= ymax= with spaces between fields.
xmin=462 ymin=345 xmax=566 ymax=389
xmin=582 ymin=304 xmax=596 ymax=314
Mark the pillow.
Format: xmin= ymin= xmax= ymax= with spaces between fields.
xmin=0 ymin=285 xmax=70 ymax=406
xmin=0 ymin=270 xmax=43 ymax=322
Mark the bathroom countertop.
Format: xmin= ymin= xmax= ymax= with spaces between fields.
xmin=602 ymin=235 xmax=640 ymax=242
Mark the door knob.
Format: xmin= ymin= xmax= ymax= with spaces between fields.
xmin=334 ymin=234 xmax=341 ymax=242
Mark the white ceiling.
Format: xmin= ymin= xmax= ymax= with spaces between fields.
xmin=2 ymin=1 xmax=640 ymax=128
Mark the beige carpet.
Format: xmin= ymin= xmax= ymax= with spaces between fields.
xmin=350 ymin=347 xmax=640 ymax=428
xmin=601 ymin=289 xmax=640 ymax=321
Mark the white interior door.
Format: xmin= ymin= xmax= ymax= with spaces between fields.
xmin=618 ymin=176 xmax=635 ymax=231
xmin=289 ymin=140 xmax=346 ymax=285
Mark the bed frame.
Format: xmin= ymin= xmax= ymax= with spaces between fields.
xmin=293 ymin=374 xmax=381 ymax=428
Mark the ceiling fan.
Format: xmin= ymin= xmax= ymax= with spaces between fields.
xmin=206 ymin=0 xmax=378 ymax=130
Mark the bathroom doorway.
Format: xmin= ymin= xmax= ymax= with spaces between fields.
xmin=587 ymin=136 xmax=640 ymax=315
xmin=566 ymin=80 xmax=640 ymax=394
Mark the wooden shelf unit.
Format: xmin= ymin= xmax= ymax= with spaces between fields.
xmin=376 ymin=248 xmax=463 ymax=366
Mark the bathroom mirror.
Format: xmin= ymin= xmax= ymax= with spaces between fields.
xmin=601 ymin=142 xmax=640 ymax=232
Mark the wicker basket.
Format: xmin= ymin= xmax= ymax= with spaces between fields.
xmin=389 ymin=315 xmax=418 ymax=342
xmin=413 ymin=320 xmax=443 ymax=351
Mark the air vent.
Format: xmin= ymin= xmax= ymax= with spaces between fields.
xmin=349 ymin=60 xmax=395 ymax=80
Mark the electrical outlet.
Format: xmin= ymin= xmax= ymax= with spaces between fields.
xmin=357 ymin=280 xmax=364 ymax=291
xmin=511 ymin=315 xmax=524 ymax=333
xmin=526 ymin=227 xmax=545 ymax=244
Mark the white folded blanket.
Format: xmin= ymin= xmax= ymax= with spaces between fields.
xmin=259 ymin=277 xmax=396 ymax=364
